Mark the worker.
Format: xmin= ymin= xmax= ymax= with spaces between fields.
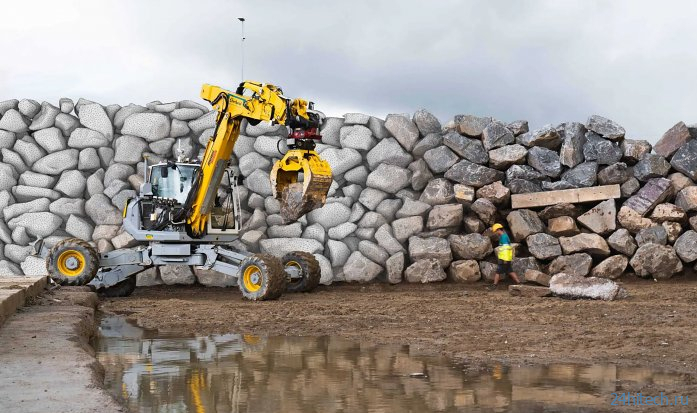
xmin=488 ymin=223 xmax=521 ymax=290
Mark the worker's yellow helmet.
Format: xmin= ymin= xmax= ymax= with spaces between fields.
xmin=491 ymin=223 xmax=504 ymax=232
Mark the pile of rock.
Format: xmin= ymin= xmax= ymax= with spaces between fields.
xmin=1 ymin=98 xmax=696 ymax=287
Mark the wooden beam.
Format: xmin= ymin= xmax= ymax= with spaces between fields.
xmin=511 ymin=184 xmax=621 ymax=209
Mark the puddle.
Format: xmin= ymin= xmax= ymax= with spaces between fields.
xmin=95 ymin=315 xmax=689 ymax=412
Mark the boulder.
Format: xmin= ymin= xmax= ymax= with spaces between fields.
xmin=455 ymin=115 xmax=491 ymax=137
xmin=454 ymin=184 xmax=476 ymax=205
xmin=591 ymin=255 xmax=629 ymax=279
xmin=423 ymin=146 xmax=459 ymax=173
xmin=32 ymin=149 xmax=79 ymax=175
xmin=419 ymin=178 xmax=454 ymax=205
xmin=404 ymin=258 xmax=447 ymax=283
xmin=539 ymin=204 xmax=583 ymax=221
xmin=0 ymin=109 xmax=28 ymax=133
xmin=583 ymin=133 xmax=622 ymax=165
xmin=392 ymin=216 xmax=424 ymax=242
xmin=49 ymin=198 xmax=85 ymax=219
xmin=654 ymin=121 xmax=691 ymax=158
xmin=524 ymin=269 xmax=551 ymax=286
xmin=64 ymin=214 xmax=93 ymax=241
xmin=507 ymin=120 xmax=529 ymax=136
xmin=675 ymin=186 xmax=697 ymax=212
xmin=559 ymin=122 xmax=587 ymax=168
xmin=4 ymin=198 xmax=50 ymax=222
xmin=547 ymin=216 xmax=580 ymax=237
xmin=576 ymin=199 xmax=616 ymax=235
xmin=442 ymin=131 xmax=489 ymax=164
xmin=385 ymin=252 xmax=405 ymax=284
xmin=318 ymin=117 xmax=344 ymax=146
xmin=617 ymin=206 xmax=653 ymax=234
xmin=621 ymin=139 xmax=652 ymax=164
xmin=471 ymin=198 xmax=498 ymax=225
xmin=121 ymin=112 xmax=170 ymax=141
xmin=188 ymin=111 xmax=217 ymax=135
xmin=366 ymin=164 xmax=411 ymax=194
xmin=597 ymin=163 xmax=631 ymax=185
xmin=444 ymin=160 xmax=504 ymax=188
xmin=340 ymin=125 xmax=376 ymax=151
xmin=526 ymin=233 xmax=562 ymax=260
xmin=368 ymin=116 xmax=390 ymax=140
xmin=548 ymin=253 xmax=593 ymax=277
xmin=408 ymin=236 xmax=452 ymax=268
xmin=512 ymin=256 xmax=541 ymax=277
xmin=586 ymin=115 xmax=625 ymax=141
xmin=462 ymin=215 xmax=485 ymax=236
xmin=259 ymin=238 xmax=323 ymax=257
xmin=412 ymin=109 xmax=441 ymax=135
xmin=624 ymin=177 xmax=672 ymax=216
xmin=160 ymin=266 xmax=196 ymax=285
xmin=607 ymin=228 xmax=637 ymax=256
xmin=448 ymin=233 xmax=493 ymax=260
xmin=561 ymin=162 xmax=597 ymax=187
xmin=359 ymin=187 xmax=388 ymax=210
xmin=449 ymin=260 xmax=481 ymax=282
xmin=29 ymin=103 xmax=60 ymax=131
xmin=358 ymin=240 xmax=389 ymax=264
xmin=395 ymin=198 xmax=431 ymax=218
xmin=476 ymin=181 xmax=510 ymax=206
xmin=650 ymin=203 xmax=686 ymax=223
xmin=674 ymin=230 xmax=697 ymax=263
xmin=634 ymin=154 xmax=670 ymax=182
xmin=559 ymin=233 xmax=610 ymax=256
xmin=412 ymin=133 xmax=444 ymax=158
xmin=635 ymin=225 xmax=668 ymax=246
xmin=78 ymin=103 xmax=113 ymax=140
xmin=375 ymin=224 xmax=405 ymax=255
xmin=549 ymin=273 xmax=627 ymax=300
xmin=366 ymin=137 xmax=412 ymax=169
xmin=343 ymin=251 xmax=382 ymax=282
xmin=33 ymin=127 xmax=66 ymax=153
xmin=481 ymin=121 xmax=515 ymax=150
xmin=426 ymin=204 xmax=463 ymax=229
xmin=527 ymin=146 xmax=562 ymax=178
xmin=506 ymin=209 xmax=544 ymax=242
xmin=384 ymin=114 xmax=419 ymax=151
xmin=662 ymin=221 xmax=682 ymax=244
xmin=488 ymin=144 xmax=528 ymax=170
xmin=85 ymin=194 xmax=122 ymax=225
xmin=113 ymin=135 xmax=148 ymax=164
xmin=670 ymin=139 xmax=697 ymax=180
xmin=375 ymin=198 xmax=402 ymax=222
xmin=408 ymin=158 xmax=434 ymax=191
xmin=517 ymin=124 xmax=561 ymax=149
xmin=320 ymin=147 xmax=363 ymax=176
xmin=620 ymin=177 xmax=641 ymax=198
xmin=629 ymin=244 xmax=683 ymax=280
xmin=12 ymin=186 xmax=60 ymax=203
xmin=7 ymin=212 xmax=62 ymax=238
xmin=18 ymin=99 xmax=40 ymax=117
xmin=668 ymin=172 xmax=694 ymax=196
xmin=112 ymin=231 xmax=138 ymax=249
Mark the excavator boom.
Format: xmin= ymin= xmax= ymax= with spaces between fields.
xmin=186 ymin=82 xmax=332 ymax=236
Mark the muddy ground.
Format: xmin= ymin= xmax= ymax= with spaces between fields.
xmin=102 ymin=277 xmax=697 ymax=408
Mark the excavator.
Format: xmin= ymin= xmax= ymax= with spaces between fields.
xmin=36 ymin=81 xmax=333 ymax=300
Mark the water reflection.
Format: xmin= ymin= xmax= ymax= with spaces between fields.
xmin=95 ymin=316 xmax=688 ymax=413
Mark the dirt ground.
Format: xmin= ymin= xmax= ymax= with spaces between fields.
xmin=102 ymin=277 xmax=697 ymax=407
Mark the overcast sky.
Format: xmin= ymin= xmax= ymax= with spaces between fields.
xmin=1 ymin=0 xmax=696 ymax=142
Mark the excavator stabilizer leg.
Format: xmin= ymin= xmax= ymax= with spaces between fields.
xmin=270 ymin=149 xmax=332 ymax=221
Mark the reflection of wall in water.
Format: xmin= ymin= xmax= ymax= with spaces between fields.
xmin=96 ymin=321 xmax=690 ymax=413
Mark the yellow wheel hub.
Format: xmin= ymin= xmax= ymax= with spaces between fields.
xmin=242 ymin=265 xmax=263 ymax=292
xmin=57 ymin=250 xmax=85 ymax=277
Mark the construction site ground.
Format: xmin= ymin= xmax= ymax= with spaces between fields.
xmin=102 ymin=277 xmax=697 ymax=408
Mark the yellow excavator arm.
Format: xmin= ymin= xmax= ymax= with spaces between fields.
xmin=184 ymin=82 xmax=332 ymax=237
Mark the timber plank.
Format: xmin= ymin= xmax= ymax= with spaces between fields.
xmin=511 ymin=185 xmax=621 ymax=209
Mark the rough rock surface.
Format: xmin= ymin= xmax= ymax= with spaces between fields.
xmin=550 ymin=273 xmax=626 ymax=301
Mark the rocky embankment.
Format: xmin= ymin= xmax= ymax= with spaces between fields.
xmin=0 ymin=97 xmax=696 ymax=286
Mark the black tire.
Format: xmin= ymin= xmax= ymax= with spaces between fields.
xmin=238 ymin=254 xmax=286 ymax=301
xmin=46 ymin=238 xmax=99 ymax=286
xmin=100 ymin=276 xmax=137 ymax=298
xmin=282 ymin=251 xmax=321 ymax=293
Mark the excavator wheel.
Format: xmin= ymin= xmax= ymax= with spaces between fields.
xmin=99 ymin=276 xmax=137 ymax=298
xmin=238 ymin=254 xmax=287 ymax=301
xmin=46 ymin=238 xmax=99 ymax=286
xmin=282 ymin=251 xmax=321 ymax=293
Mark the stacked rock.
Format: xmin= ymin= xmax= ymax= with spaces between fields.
xmin=1 ymin=97 xmax=696 ymax=286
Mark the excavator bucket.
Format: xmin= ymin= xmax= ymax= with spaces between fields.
xmin=270 ymin=149 xmax=332 ymax=221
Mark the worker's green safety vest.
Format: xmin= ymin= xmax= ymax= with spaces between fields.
xmin=497 ymin=244 xmax=513 ymax=261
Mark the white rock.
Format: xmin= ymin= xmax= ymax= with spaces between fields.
xmin=7 ymin=212 xmax=62 ymax=237
xmin=307 ymin=202 xmax=352 ymax=229
xmin=259 ymin=238 xmax=324 ymax=257
xmin=32 ymin=149 xmax=79 ymax=175
xmin=188 ymin=111 xmax=217 ymax=134
xmin=49 ymin=198 xmax=85 ymax=219
xmin=328 ymin=222 xmax=358 ymax=240
xmin=342 ymin=251 xmax=382 ymax=282
xmin=18 ymin=99 xmax=40 ymax=118
xmin=160 ymin=265 xmax=196 ymax=285
xmin=0 ymin=109 xmax=29 ymax=133
xmin=113 ymin=104 xmax=147 ymax=129
xmin=65 ymin=214 xmax=94 ymax=240
xmin=3 ymin=198 xmax=51 ymax=221
xmin=54 ymin=170 xmax=87 ymax=198
xmin=20 ymin=255 xmax=48 ymax=276
xmin=121 ymin=112 xmax=171 ymax=141
xmin=114 ymin=135 xmax=148 ymax=164
xmin=78 ymin=103 xmax=113 ymax=140
xmin=33 ymin=127 xmax=66 ymax=152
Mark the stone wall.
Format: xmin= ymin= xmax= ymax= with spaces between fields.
xmin=1 ymin=97 xmax=696 ymax=287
